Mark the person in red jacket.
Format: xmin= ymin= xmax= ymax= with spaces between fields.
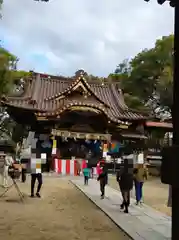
xmin=96 ymin=159 xmax=105 ymax=175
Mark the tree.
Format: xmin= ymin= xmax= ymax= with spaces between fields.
xmin=109 ymin=60 xmax=150 ymax=113
xmin=0 ymin=47 xmax=30 ymax=141
xmin=0 ymin=47 xmax=18 ymax=95
xmin=155 ymin=66 xmax=173 ymax=113
xmin=111 ymin=35 xmax=174 ymax=117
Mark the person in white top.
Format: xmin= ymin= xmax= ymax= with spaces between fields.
xmin=3 ymin=154 xmax=14 ymax=187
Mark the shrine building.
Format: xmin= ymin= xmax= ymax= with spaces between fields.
xmin=1 ymin=69 xmax=147 ymax=172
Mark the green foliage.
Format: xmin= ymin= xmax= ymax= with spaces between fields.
xmin=156 ymin=65 xmax=173 ymax=112
xmin=0 ymin=47 xmax=18 ymax=95
xmin=0 ymin=113 xmax=15 ymax=137
xmin=111 ymin=35 xmax=174 ymax=116
xmin=123 ymin=93 xmax=149 ymax=112
xmin=0 ymin=47 xmax=31 ymax=96
xmin=0 ymin=46 xmax=29 ymax=141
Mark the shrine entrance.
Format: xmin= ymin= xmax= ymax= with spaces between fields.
xmin=50 ymin=107 xmax=111 ymax=168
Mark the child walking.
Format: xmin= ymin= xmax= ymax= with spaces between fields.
xmin=83 ymin=167 xmax=90 ymax=185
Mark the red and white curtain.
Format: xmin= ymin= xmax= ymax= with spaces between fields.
xmin=54 ymin=159 xmax=97 ymax=176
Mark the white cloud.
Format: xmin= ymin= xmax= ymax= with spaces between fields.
xmin=0 ymin=0 xmax=174 ymax=76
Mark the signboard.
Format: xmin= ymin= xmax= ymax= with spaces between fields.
xmin=51 ymin=129 xmax=111 ymax=141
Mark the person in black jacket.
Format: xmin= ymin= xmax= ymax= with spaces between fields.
xmin=116 ymin=162 xmax=133 ymax=213
xmin=97 ymin=164 xmax=108 ymax=199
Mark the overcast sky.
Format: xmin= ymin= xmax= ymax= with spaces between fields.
xmin=0 ymin=0 xmax=174 ymax=76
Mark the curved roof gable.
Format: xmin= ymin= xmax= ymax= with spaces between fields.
xmin=1 ymin=71 xmax=146 ymax=122
xmin=45 ymin=74 xmax=110 ymax=107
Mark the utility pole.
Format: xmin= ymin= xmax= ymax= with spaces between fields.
xmin=144 ymin=1 xmax=178 ymax=239
xmin=171 ymin=3 xmax=179 ymax=240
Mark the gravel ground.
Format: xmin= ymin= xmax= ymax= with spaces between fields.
xmin=108 ymin=175 xmax=171 ymax=216
xmin=0 ymin=176 xmax=130 ymax=240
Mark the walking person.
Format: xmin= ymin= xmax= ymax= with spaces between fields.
xmin=97 ymin=163 xmax=108 ymax=199
xmin=83 ymin=167 xmax=90 ymax=185
xmin=30 ymin=147 xmax=44 ymax=198
xmin=116 ymin=162 xmax=133 ymax=213
xmin=134 ymin=164 xmax=147 ymax=205
xmin=31 ymin=173 xmax=43 ymax=198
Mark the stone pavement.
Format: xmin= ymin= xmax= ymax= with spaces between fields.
xmin=71 ymin=178 xmax=171 ymax=240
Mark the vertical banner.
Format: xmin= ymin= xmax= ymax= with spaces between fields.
xmin=52 ymin=139 xmax=57 ymax=155
xmin=102 ymin=143 xmax=108 ymax=158
xmin=82 ymin=159 xmax=87 ymax=169
xmin=70 ymin=160 xmax=75 ymax=175
xmin=61 ymin=159 xmax=66 ymax=175
xmin=66 ymin=160 xmax=71 ymax=174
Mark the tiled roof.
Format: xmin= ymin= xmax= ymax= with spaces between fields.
xmin=2 ymin=72 xmax=146 ymax=123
